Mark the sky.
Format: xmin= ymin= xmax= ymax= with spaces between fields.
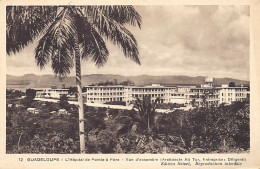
xmin=6 ymin=5 xmax=250 ymax=80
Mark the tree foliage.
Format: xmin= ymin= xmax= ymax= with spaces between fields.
xmin=229 ymin=82 xmax=236 ymax=87
xmin=7 ymin=99 xmax=249 ymax=154
xmin=94 ymin=79 xmax=135 ymax=86
xmin=7 ymin=6 xmax=142 ymax=78
xmin=25 ymin=89 xmax=36 ymax=99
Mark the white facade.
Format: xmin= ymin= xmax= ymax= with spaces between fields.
xmin=83 ymin=85 xmax=176 ymax=105
xmin=58 ymin=109 xmax=68 ymax=115
xmin=218 ymin=86 xmax=248 ymax=105
xmin=83 ymin=78 xmax=249 ymax=107
xmin=27 ymin=108 xmax=39 ymax=114
xmin=35 ymin=88 xmax=69 ymax=99
xmin=33 ymin=78 xmax=249 ymax=107
xmin=83 ymin=86 xmax=125 ymax=103
xmin=170 ymin=86 xmax=196 ymax=106
xmin=124 ymin=85 xmax=175 ymax=105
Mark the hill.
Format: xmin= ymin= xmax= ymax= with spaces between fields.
xmin=6 ymin=74 xmax=249 ymax=90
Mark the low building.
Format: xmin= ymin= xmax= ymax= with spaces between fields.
xmin=34 ymin=88 xmax=69 ymax=99
xmin=27 ymin=108 xmax=39 ymax=114
xmin=58 ymin=109 xmax=68 ymax=115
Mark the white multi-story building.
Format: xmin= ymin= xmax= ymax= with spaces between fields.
xmin=34 ymin=78 xmax=248 ymax=107
xmin=34 ymin=88 xmax=69 ymax=99
xmin=83 ymin=84 xmax=176 ymax=105
xmin=218 ymin=84 xmax=248 ymax=105
xmin=83 ymin=86 xmax=126 ymax=103
xmin=124 ymin=84 xmax=176 ymax=105
xmin=170 ymin=86 xmax=196 ymax=105
xmin=83 ymin=78 xmax=249 ymax=107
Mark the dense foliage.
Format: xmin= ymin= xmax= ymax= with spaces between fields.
xmin=7 ymin=90 xmax=249 ymax=154
xmin=91 ymin=79 xmax=135 ymax=86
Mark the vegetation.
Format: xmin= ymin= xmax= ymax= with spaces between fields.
xmin=6 ymin=89 xmax=24 ymax=99
xmin=7 ymin=89 xmax=249 ymax=154
xmin=94 ymin=79 xmax=135 ymax=86
xmin=25 ymin=89 xmax=36 ymax=99
xmin=156 ymin=103 xmax=185 ymax=109
xmin=104 ymin=101 xmax=126 ymax=106
xmin=229 ymin=82 xmax=236 ymax=87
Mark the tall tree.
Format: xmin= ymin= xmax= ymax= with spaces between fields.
xmin=134 ymin=95 xmax=159 ymax=131
xmin=6 ymin=6 xmax=141 ymax=153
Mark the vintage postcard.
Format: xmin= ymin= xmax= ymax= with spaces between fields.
xmin=0 ymin=0 xmax=260 ymax=169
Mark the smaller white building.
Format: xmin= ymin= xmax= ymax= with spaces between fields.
xmin=58 ymin=109 xmax=68 ymax=115
xmin=34 ymin=88 xmax=69 ymax=99
xmin=27 ymin=108 xmax=39 ymax=114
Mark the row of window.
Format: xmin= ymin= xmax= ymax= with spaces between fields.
xmin=172 ymin=94 xmax=185 ymax=96
xmin=221 ymin=98 xmax=233 ymax=102
xmin=235 ymin=89 xmax=247 ymax=92
xmin=236 ymin=98 xmax=245 ymax=101
xmin=132 ymin=88 xmax=166 ymax=92
xmin=191 ymin=89 xmax=219 ymax=93
xmin=222 ymin=93 xmax=245 ymax=97
xmin=87 ymin=87 xmax=124 ymax=90
xmin=86 ymin=92 xmax=124 ymax=96
xmin=87 ymin=97 xmax=123 ymax=101
xmin=236 ymin=93 xmax=244 ymax=97
xmin=132 ymin=94 xmax=165 ymax=97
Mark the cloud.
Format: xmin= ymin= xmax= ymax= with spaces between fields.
xmin=6 ymin=5 xmax=250 ymax=80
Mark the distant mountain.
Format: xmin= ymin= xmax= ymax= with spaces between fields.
xmin=6 ymin=74 xmax=249 ymax=90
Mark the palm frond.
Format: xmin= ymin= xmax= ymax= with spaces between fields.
xmin=51 ymin=47 xmax=74 ymax=78
xmin=6 ymin=6 xmax=57 ymax=55
xmin=35 ymin=7 xmax=76 ymax=77
xmin=73 ymin=10 xmax=109 ymax=67
xmin=34 ymin=35 xmax=53 ymax=69
xmin=83 ymin=27 xmax=109 ymax=67
xmin=97 ymin=6 xmax=141 ymax=28
xmin=47 ymin=8 xmax=76 ymax=50
xmin=85 ymin=6 xmax=141 ymax=65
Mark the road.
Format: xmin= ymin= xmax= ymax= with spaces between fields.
xmin=34 ymin=98 xmax=134 ymax=110
xmin=34 ymin=98 xmax=192 ymax=112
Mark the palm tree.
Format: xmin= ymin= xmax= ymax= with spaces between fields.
xmin=133 ymin=95 xmax=160 ymax=131
xmin=6 ymin=6 xmax=141 ymax=153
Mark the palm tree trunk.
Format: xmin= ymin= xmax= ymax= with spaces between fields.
xmin=147 ymin=110 xmax=150 ymax=131
xmin=74 ymin=35 xmax=86 ymax=154
xmin=18 ymin=131 xmax=24 ymax=151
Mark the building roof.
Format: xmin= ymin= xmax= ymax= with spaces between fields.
xmin=33 ymin=88 xmax=69 ymax=91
